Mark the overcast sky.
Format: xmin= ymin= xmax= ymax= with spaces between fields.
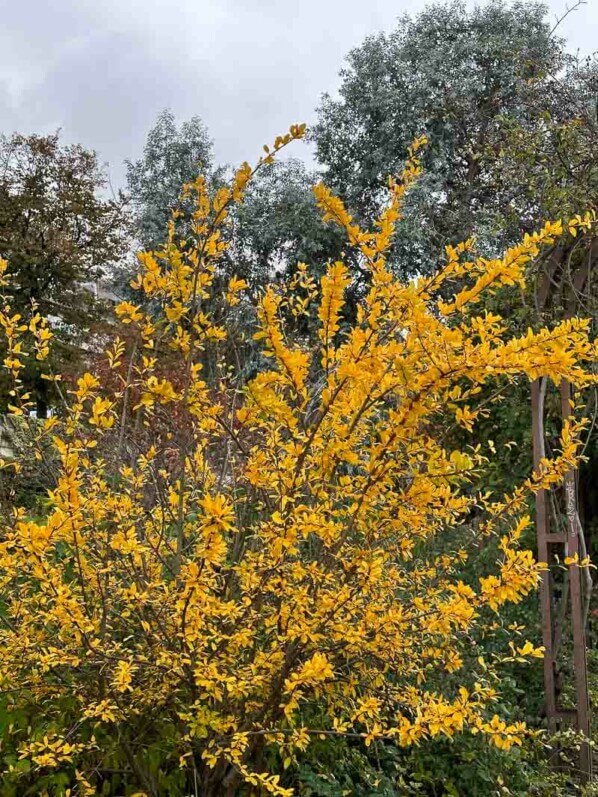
xmin=1 ymin=0 xmax=597 ymax=188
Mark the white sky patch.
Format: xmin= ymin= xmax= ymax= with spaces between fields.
xmin=0 ymin=0 xmax=596 ymax=187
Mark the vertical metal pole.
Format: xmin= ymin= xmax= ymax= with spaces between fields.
xmin=560 ymin=379 xmax=592 ymax=783
xmin=531 ymin=378 xmax=557 ymax=732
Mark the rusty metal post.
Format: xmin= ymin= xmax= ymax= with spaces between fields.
xmin=531 ymin=378 xmax=557 ymax=732
xmin=560 ymin=379 xmax=592 ymax=783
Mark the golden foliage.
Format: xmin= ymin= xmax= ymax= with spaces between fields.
xmin=0 ymin=126 xmax=596 ymax=794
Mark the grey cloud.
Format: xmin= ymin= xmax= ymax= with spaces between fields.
xmin=1 ymin=0 xmax=596 ymax=188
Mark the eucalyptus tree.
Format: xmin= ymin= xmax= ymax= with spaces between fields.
xmin=313 ymin=0 xmax=595 ymax=276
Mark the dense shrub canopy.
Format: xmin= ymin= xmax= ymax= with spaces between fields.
xmin=0 ymin=128 xmax=595 ymax=796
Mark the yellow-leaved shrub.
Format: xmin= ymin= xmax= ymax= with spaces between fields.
xmin=0 ymin=127 xmax=596 ymax=796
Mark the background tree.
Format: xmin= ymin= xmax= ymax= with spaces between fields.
xmin=312 ymin=0 xmax=593 ymax=277
xmin=226 ymin=158 xmax=344 ymax=287
xmin=125 ymin=108 xmax=216 ymax=251
xmin=0 ymin=131 xmax=128 ymax=415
